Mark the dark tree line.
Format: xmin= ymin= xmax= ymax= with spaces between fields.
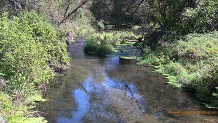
xmin=90 ymin=0 xmax=218 ymax=49
xmin=1 ymin=0 xmax=217 ymax=50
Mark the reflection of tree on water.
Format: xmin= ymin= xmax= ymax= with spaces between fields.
xmin=57 ymin=89 xmax=90 ymax=123
xmin=37 ymin=39 xmax=218 ymax=123
xmin=38 ymin=76 xmax=77 ymax=123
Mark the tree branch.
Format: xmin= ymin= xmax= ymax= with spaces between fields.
xmin=124 ymin=0 xmax=137 ymax=13
xmin=63 ymin=0 xmax=71 ymax=18
xmin=58 ymin=0 xmax=88 ymax=26
xmin=130 ymin=0 xmax=145 ymax=17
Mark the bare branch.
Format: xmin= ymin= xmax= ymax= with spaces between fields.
xmin=63 ymin=0 xmax=72 ymax=18
xmin=58 ymin=0 xmax=88 ymax=26
xmin=124 ymin=0 xmax=137 ymax=13
xmin=130 ymin=0 xmax=145 ymax=17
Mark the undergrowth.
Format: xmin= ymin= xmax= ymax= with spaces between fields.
xmin=84 ymin=31 xmax=136 ymax=56
xmin=139 ymin=31 xmax=218 ymax=108
xmin=0 ymin=11 xmax=70 ymax=122
xmin=0 ymin=92 xmax=47 ymax=123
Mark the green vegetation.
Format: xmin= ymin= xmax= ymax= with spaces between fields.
xmin=0 ymin=1 xmax=218 ymax=122
xmin=139 ymin=32 xmax=218 ymax=108
xmin=69 ymin=13 xmax=96 ymax=37
xmin=135 ymin=0 xmax=218 ymax=109
xmin=0 ymin=11 xmax=70 ymax=122
xmin=84 ymin=0 xmax=218 ymax=109
xmin=84 ymin=33 xmax=115 ymax=56
xmin=0 ymin=92 xmax=46 ymax=123
xmin=84 ymin=31 xmax=136 ymax=56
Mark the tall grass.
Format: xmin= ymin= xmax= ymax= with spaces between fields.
xmin=84 ymin=31 xmax=136 ymax=56
xmin=84 ymin=33 xmax=115 ymax=56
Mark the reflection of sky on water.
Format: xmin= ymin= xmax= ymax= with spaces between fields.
xmin=104 ymin=56 xmax=120 ymax=68
xmin=83 ymin=76 xmax=94 ymax=92
xmin=83 ymin=75 xmax=104 ymax=93
xmin=39 ymin=41 xmax=218 ymax=123
xmin=56 ymin=69 xmax=147 ymax=123
xmin=56 ymin=53 xmax=148 ymax=123
xmin=57 ymin=89 xmax=90 ymax=123
xmin=102 ymin=76 xmax=147 ymax=112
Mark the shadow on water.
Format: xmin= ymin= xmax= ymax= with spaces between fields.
xmin=37 ymin=38 xmax=218 ymax=123
xmin=57 ymin=89 xmax=90 ymax=123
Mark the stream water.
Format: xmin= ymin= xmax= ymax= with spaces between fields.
xmin=37 ymin=38 xmax=218 ymax=123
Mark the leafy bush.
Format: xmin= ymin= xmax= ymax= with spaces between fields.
xmin=17 ymin=11 xmax=70 ymax=70
xmin=0 ymin=11 xmax=70 ymax=122
xmin=0 ymin=12 xmax=48 ymax=90
xmin=0 ymin=11 xmax=70 ymax=89
xmin=182 ymin=0 xmax=218 ymax=33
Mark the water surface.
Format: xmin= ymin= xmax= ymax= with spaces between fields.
xmin=38 ymin=38 xmax=218 ymax=123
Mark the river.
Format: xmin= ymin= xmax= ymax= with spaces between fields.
xmin=37 ymin=38 xmax=218 ymax=123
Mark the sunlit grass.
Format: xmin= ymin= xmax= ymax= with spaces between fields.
xmin=84 ymin=31 xmax=137 ymax=56
xmin=140 ymin=31 xmax=218 ymax=108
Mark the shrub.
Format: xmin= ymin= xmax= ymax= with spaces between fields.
xmin=0 ymin=11 xmax=70 ymax=89
xmin=0 ymin=11 xmax=70 ymax=122
xmin=84 ymin=31 xmax=137 ymax=56
xmin=0 ymin=12 xmax=49 ymax=89
xmin=16 ymin=11 xmax=70 ymax=70
xmin=140 ymin=31 xmax=218 ymax=108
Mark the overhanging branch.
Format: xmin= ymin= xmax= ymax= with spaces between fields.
xmin=130 ymin=0 xmax=145 ymax=17
xmin=58 ymin=0 xmax=88 ymax=26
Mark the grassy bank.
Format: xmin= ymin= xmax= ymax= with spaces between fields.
xmin=83 ymin=31 xmax=137 ymax=56
xmin=139 ymin=31 xmax=218 ymax=108
xmin=0 ymin=11 xmax=70 ymax=122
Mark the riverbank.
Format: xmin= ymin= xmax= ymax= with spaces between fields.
xmin=0 ymin=11 xmax=70 ymax=123
xmin=83 ymin=31 xmax=138 ymax=56
xmin=138 ymin=31 xmax=218 ymax=109
xmin=37 ymin=38 xmax=218 ymax=123
xmin=83 ymin=30 xmax=218 ymax=109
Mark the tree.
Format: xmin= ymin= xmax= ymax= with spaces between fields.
xmin=90 ymin=0 xmax=140 ymax=26
xmin=58 ymin=0 xmax=88 ymax=26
